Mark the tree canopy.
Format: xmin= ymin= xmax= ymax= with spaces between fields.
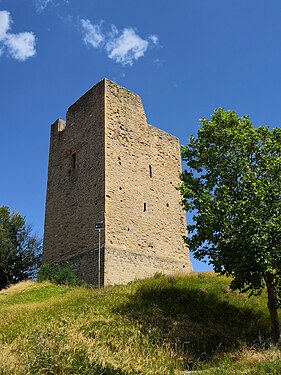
xmin=0 ymin=206 xmax=41 ymax=289
xmin=179 ymin=108 xmax=281 ymax=343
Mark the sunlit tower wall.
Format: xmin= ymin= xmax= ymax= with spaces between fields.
xmin=43 ymin=79 xmax=192 ymax=285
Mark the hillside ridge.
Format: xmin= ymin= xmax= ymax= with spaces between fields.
xmin=0 ymin=273 xmax=280 ymax=374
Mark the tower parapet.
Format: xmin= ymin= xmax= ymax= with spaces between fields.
xmin=43 ymin=79 xmax=192 ymax=285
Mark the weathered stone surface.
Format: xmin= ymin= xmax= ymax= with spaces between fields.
xmin=43 ymin=79 xmax=192 ymax=285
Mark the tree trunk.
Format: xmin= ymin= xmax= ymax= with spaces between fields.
xmin=264 ymin=273 xmax=280 ymax=345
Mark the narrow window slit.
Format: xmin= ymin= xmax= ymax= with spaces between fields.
xmin=149 ymin=164 xmax=152 ymax=177
xmin=71 ymin=152 xmax=76 ymax=170
xmin=143 ymin=203 xmax=147 ymax=212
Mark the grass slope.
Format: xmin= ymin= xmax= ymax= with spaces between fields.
xmin=0 ymin=273 xmax=280 ymax=374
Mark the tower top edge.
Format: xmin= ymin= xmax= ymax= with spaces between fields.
xmin=67 ymin=78 xmax=140 ymax=113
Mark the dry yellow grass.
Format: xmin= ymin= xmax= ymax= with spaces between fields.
xmin=0 ymin=273 xmax=279 ymax=374
xmin=0 ymin=280 xmax=35 ymax=295
xmin=228 ymin=345 xmax=281 ymax=364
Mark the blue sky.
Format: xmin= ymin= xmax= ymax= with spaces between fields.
xmin=0 ymin=0 xmax=280 ymax=271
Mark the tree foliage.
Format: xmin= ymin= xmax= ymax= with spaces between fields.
xmin=179 ymin=108 xmax=281 ymax=342
xmin=0 ymin=206 xmax=41 ymax=289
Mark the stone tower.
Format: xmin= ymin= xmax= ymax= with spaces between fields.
xmin=43 ymin=79 xmax=192 ymax=285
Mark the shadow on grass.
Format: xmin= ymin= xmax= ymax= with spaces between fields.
xmin=115 ymin=276 xmax=269 ymax=365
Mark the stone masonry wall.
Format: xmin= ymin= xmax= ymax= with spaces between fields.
xmin=104 ymin=80 xmax=192 ymax=285
xmin=43 ymin=78 xmax=192 ymax=286
xmin=43 ymin=81 xmax=105 ymax=284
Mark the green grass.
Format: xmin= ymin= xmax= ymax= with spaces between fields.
xmin=0 ymin=273 xmax=280 ymax=374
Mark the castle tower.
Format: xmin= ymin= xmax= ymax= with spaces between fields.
xmin=43 ymin=79 xmax=192 ymax=285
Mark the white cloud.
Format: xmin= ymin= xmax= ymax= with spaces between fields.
xmin=34 ymin=0 xmax=69 ymax=13
xmin=148 ymin=35 xmax=158 ymax=45
xmin=0 ymin=10 xmax=11 ymax=41
xmin=106 ymin=28 xmax=149 ymax=66
xmin=0 ymin=10 xmax=36 ymax=61
xmin=81 ymin=19 xmax=104 ymax=48
xmin=80 ymin=19 xmax=158 ymax=66
xmin=34 ymin=0 xmax=52 ymax=13
xmin=4 ymin=32 xmax=36 ymax=61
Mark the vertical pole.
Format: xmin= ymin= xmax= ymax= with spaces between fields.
xmin=98 ymin=228 xmax=101 ymax=288
xmin=95 ymin=221 xmax=103 ymax=288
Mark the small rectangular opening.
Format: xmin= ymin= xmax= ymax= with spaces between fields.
xmin=71 ymin=152 xmax=76 ymax=170
xmin=149 ymin=164 xmax=152 ymax=177
xmin=143 ymin=202 xmax=147 ymax=212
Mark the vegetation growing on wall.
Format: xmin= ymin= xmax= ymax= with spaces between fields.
xmin=37 ymin=262 xmax=87 ymax=286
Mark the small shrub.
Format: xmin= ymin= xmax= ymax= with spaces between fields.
xmin=37 ymin=262 xmax=86 ymax=286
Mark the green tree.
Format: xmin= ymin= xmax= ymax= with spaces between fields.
xmin=0 ymin=206 xmax=41 ymax=289
xmin=179 ymin=108 xmax=281 ymax=344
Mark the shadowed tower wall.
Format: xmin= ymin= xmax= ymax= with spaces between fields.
xmin=43 ymin=79 xmax=192 ymax=285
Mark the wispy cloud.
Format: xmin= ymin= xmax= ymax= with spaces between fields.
xmin=0 ymin=10 xmax=10 ymax=41
xmin=34 ymin=0 xmax=52 ymax=13
xmin=81 ymin=19 xmax=104 ymax=48
xmin=148 ymin=35 xmax=158 ymax=45
xmin=80 ymin=19 xmax=158 ymax=66
xmin=0 ymin=10 xmax=36 ymax=61
xmin=34 ymin=0 xmax=69 ymax=13
xmin=153 ymin=58 xmax=164 ymax=68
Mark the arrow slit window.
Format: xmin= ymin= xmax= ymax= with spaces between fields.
xmin=71 ymin=152 xmax=77 ymax=170
xmin=149 ymin=164 xmax=152 ymax=177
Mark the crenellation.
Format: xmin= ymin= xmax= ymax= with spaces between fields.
xmin=43 ymin=78 xmax=192 ymax=285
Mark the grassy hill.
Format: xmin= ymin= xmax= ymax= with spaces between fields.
xmin=0 ymin=272 xmax=281 ymax=374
